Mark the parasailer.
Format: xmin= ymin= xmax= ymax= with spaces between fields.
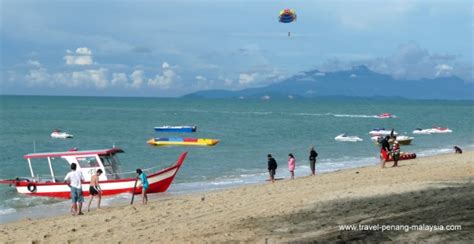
xmin=278 ymin=9 xmax=297 ymax=37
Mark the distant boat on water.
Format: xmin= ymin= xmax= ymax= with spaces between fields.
xmin=334 ymin=133 xmax=363 ymax=142
xmin=154 ymin=126 xmax=197 ymax=133
xmin=50 ymin=129 xmax=73 ymax=139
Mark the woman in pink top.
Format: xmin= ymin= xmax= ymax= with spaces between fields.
xmin=288 ymin=153 xmax=296 ymax=179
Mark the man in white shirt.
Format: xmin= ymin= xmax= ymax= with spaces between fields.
xmin=64 ymin=163 xmax=85 ymax=216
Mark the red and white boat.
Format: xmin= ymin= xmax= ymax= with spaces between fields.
xmin=0 ymin=148 xmax=187 ymax=199
xmin=376 ymin=113 xmax=394 ymax=119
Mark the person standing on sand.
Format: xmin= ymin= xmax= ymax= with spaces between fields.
xmin=288 ymin=154 xmax=296 ymax=179
xmin=267 ymin=154 xmax=278 ymax=182
xmin=64 ymin=163 xmax=85 ymax=216
xmin=380 ymin=135 xmax=391 ymax=168
xmin=309 ymin=147 xmax=318 ymax=175
xmin=391 ymin=141 xmax=400 ymax=167
xmin=136 ymin=169 xmax=148 ymax=204
xmin=87 ymin=169 xmax=103 ymax=212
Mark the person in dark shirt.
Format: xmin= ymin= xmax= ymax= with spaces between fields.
xmin=267 ymin=154 xmax=278 ymax=182
xmin=309 ymin=147 xmax=318 ymax=176
xmin=380 ymin=135 xmax=391 ymax=168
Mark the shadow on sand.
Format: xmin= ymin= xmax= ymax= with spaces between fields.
xmin=239 ymin=180 xmax=474 ymax=242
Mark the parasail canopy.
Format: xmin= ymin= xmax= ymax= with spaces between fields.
xmin=279 ymin=9 xmax=297 ymax=23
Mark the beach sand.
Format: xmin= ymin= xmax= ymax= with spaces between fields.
xmin=1 ymin=151 xmax=473 ymax=243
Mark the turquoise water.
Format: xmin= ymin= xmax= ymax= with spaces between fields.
xmin=1 ymin=95 xmax=473 ymax=222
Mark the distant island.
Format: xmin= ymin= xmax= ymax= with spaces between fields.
xmin=183 ymin=65 xmax=473 ymax=100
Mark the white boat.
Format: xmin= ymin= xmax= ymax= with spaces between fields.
xmin=335 ymin=134 xmax=363 ymax=142
xmin=395 ymin=135 xmax=414 ymax=145
xmin=51 ymin=130 xmax=73 ymax=139
xmin=412 ymin=128 xmax=432 ymax=134
xmin=413 ymin=127 xmax=452 ymax=134
xmin=429 ymin=127 xmax=452 ymax=134
xmin=368 ymin=128 xmax=398 ymax=136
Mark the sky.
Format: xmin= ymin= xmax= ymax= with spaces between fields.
xmin=0 ymin=0 xmax=472 ymax=97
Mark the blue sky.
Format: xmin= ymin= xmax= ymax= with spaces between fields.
xmin=1 ymin=0 xmax=472 ymax=97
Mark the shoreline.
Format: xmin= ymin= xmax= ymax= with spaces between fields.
xmin=1 ymin=150 xmax=473 ymax=242
xmin=1 ymin=146 xmax=468 ymax=225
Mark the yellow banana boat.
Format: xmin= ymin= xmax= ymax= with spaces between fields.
xmin=147 ymin=137 xmax=220 ymax=147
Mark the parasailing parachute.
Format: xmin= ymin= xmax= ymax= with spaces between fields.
xmin=279 ymin=9 xmax=297 ymax=36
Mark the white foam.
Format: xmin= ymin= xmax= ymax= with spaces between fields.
xmin=0 ymin=208 xmax=16 ymax=215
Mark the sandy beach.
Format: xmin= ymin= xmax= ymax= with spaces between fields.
xmin=1 ymin=151 xmax=473 ymax=243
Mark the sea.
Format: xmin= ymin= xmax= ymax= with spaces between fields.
xmin=0 ymin=95 xmax=473 ymax=223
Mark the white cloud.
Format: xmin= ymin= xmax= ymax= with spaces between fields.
xmin=111 ymin=73 xmax=128 ymax=86
xmin=148 ymin=62 xmax=178 ymax=89
xmin=69 ymin=68 xmax=108 ymax=88
xmin=75 ymin=47 xmax=92 ymax=55
xmin=239 ymin=73 xmax=258 ymax=85
xmin=350 ymin=74 xmax=357 ymax=78
xmin=64 ymin=47 xmax=93 ymax=65
xmin=27 ymin=60 xmax=41 ymax=67
xmin=129 ymin=70 xmax=144 ymax=88
xmin=195 ymin=75 xmax=206 ymax=81
xmin=64 ymin=55 xmax=93 ymax=65
xmin=26 ymin=68 xmax=50 ymax=85
xmin=25 ymin=66 xmax=109 ymax=88
xmin=435 ymin=64 xmax=453 ymax=77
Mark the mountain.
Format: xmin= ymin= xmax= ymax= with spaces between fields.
xmin=183 ymin=65 xmax=473 ymax=100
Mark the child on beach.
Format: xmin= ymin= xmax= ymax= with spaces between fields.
xmin=136 ymin=169 xmax=148 ymax=204
xmin=87 ymin=169 xmax=103 ymax=212
xmin=267 ymin=154 xmax=278 ymax=182
xmin=288 ymin=154 xmax=296 ymax=179
xmin=391 ymin=141 xmax=400 ymax=167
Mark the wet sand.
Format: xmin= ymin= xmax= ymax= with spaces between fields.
xmin=1 ymin=151 xmax=473 ymax=243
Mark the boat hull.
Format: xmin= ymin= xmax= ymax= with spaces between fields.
xmin=154 ymin=126 xmax=196 ymax=133
xmin=10 ymin=152 xmax=187 ymax=199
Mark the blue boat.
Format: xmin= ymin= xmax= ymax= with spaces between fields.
xmin=154 ymin=126 xmax=197 ymax=133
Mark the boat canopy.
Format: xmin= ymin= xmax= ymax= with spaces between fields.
xmin=24 ymin=148 xmax=124 ymax=159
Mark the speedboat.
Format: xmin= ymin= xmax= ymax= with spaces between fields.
xmin=50 ymin=129 xmax=73 ymax=139
xmin=147 ymin=137 xmax=220 ymax=147
xmin=413 ymin=127 xmax=452 ymax=134
xmin=369 ymin=128 xmax=398 ymax=136
xmin=395 ymin=135 xmax=414 ymax=145
xmin=412 ymin=128 xmax=432 ymax=134
xmin=334 ymin=134 xmax=363 ymax=142
xmin=376 ymin=113 xmax=394 ymax=119
xmin=429 ymin=127 xmax=452 ymax=134
xmin=0 ymin=148 xmax=187 ymax=198
xmin=154 ymin=125 xmax=197 ymax=133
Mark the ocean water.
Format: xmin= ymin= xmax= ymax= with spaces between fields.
xmin=0 ymin=95 xmax=473 ymax=223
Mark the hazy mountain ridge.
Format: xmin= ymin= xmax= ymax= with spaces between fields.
xmin=183 ymin=65 xmax=473 ymax=100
